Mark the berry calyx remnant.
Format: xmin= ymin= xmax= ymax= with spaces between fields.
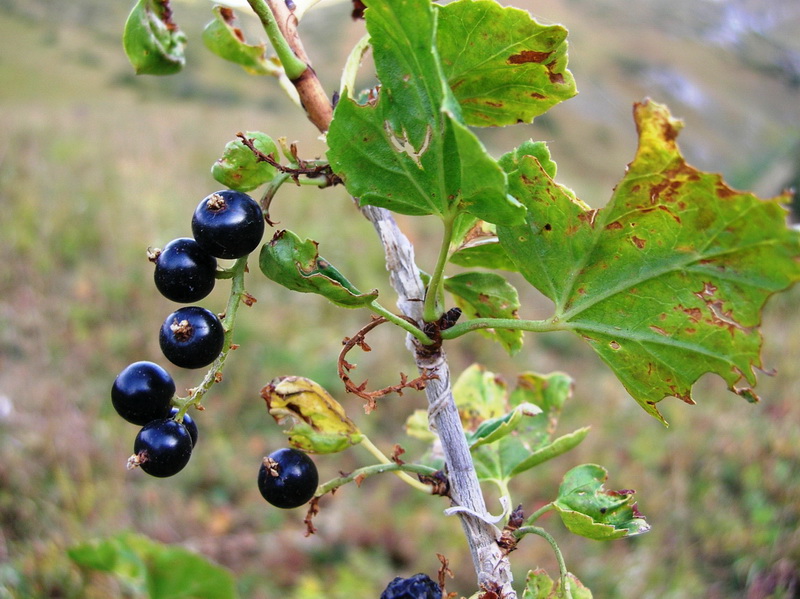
xmin=159 ymin=306 xmax=225 ymax=369
xmin=192 ymin=190 xmax=265 ymax=259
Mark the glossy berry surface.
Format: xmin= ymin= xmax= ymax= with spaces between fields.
xmin=111 ymin=361 xmax=174 ymax=425
xmin=192 ymin=190 xmax=265 ymax=259
xmin=133 ymin=419 xmax=193 ymax=477
xmin=153 ymin=237 xmax=217 ymax=303
xmin=169 ymin=407 xmax=198 ymax=448
xmin=380 ymin=574 xmax=442 ymax=599
xmin=257 ymin=448 xmax=318 ymax=509
xmin=159 ymin=306 xmax=225 ymax=369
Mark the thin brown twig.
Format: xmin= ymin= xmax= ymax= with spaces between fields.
xmin=337 ymin=316 xmax=437 ymax=413
xmin=236 ymin=132 xmax=341 ymax=186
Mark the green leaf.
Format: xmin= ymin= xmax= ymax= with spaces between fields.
xmin=466 ymin=402 xmax=542 ymax=449
xmin=261 ymin=376 xmax=364 ymax=454
xmin=447 ymin=366 xmax=586 ymax=485
xmin=123 ymin=0 xmax=187 ymax=75
xmin=448 ymin=216 xmax=515 ymax=271
xmin=553 ymin=464 xmax=650 ymax=540
xmin=499 ymin=140 xmax=559 ymax=179
xmin=327 ymin=0 xmax=525 ymax=226
xmin=448 ymin=141 xmax=561 ymax=270
xmin=444 ymin=271 xmax=523 ymax=354
xmin=69 ymin=533 xmax=238 ymax=599
xmin=437 ymin=0 xmax=576 ymax=127
xmin=498 ymin=99 xmax=800 ymax=423
xmin=507 ymin=427 xmax=589 ymax=477
xmin=212 ymin=131 xmax=278 ymax=192
xmin=452 ymin=363 xmax=508 ymax=424
xmin=259 ymin=230 xmax=379 ymax=308
xmin=203 ymin=6 xmax=277 ymax=76
xmin=523 ymin=569 xmax=593 ymax=599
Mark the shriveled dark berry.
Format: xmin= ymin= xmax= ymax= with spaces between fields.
xmin=380 ymin=573 xmax=442 ymax=599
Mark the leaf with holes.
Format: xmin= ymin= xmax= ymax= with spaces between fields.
xmin=437 ymin=0 xmax=576 ymax=127
xmin=553 ymin=464 xmax=650 ymax=540
xmin=498 ymin=99 xmax=800 ymax=423
xmin=123 ymin=0 xmax=187 ymax=75
xmin=261 ymin=376 xmax=363 ymax=454
xmin=327 ymin=0 xmax=525 ymax=226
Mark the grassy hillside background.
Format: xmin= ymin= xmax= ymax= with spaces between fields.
xmin=1 ymin=0 xmax=799 ymax=597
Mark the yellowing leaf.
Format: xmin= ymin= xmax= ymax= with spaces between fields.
xmin=261 ymin=376 xmax=363 ymax=454
xmin=498 ymin=99 xmax=800 ymax=423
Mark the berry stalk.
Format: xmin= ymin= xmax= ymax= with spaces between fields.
xmin=173 ymin=255 xmax=250 ymax=419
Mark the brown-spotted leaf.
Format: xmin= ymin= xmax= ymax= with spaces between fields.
xmin=498 ymin=99 xmax=800 ymax=423
xmin=437 ymin=0 xmax=576 ymax=126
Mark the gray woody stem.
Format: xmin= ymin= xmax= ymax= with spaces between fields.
xmin=267 ymin=4 xmax=515 ymax=594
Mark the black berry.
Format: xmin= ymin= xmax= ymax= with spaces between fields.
xmin=132 ymin=418 xmax=193 ymax=477
xmin=192 ymin=190 xmax=265 ymax=259
xmin=111 ymin=361 xmax=175 ymax=425
xmin=153 ymin=238 xmax=217 ymax=303
xmin=159 ymin=306 xmax=225 ymax=369
xmin=380 ymin=574 xmax=442 ymax=599
xmin=169 ymin=407 xmax=198 ymax=448
xmin=258 ymin=448 xmax=319 ymax=509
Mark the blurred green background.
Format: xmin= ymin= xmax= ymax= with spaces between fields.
xmin=1 ymin=0 xmax=799 ymax=597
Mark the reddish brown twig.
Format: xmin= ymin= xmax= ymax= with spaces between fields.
xmin=303 ymin=496 xmax=321 ymax=536
xmin=337 ymin=316 xmax=437 ymax=413
xmin=236 ymin=133 xmax=341 ymax=186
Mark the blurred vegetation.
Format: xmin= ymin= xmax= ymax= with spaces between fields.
xmin=0 ymin=0 xmax=799 ymax=597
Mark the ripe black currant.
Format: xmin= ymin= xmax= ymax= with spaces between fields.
xmin=153 ymin=237 xmax=217 ymax=303
xmin=111 ymin=361 xmax=175 ymax=425
xmin=132 ymin=418 xmax=193 ymax=477
xmin=159 ymin=306 xmax=225 ymax=369
xmin=380 ymin=573 xmax=442 ymax=599
xmin=257 ymin=448 xmax=319 ymax=509
xmin=169 ymin=407 xmax=198 ymax=448
xmin=192 ymin=190 xmax=265 ymax=259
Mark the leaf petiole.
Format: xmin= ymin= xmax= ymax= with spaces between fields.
xmin=316 ymin=458 xmax=438 ymax=497
xmin=173 ymin=256 xmax=250 ymax=419
xmin=514 ymin=526 xmax=572 ymax=599
xmin=246 ymin=0 xmax=307 ymax=80
xmin=368 ymin=301 xmax=434 ymax=345
xmin=422 ymin=215 xmax=457 ymax=323
xmin=440 ymin=317 xmax=561 ymax=340
xmin=524 ymin=502 xmax=556 ymax=526
xmin=359 ymin=436 xmax=435 ymax=493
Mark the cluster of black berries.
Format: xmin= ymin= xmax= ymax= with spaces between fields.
xmin=112 ymin=190 xmax=264 ymax=477
xmin=380 ymin=573 xmax=442 ymax=599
